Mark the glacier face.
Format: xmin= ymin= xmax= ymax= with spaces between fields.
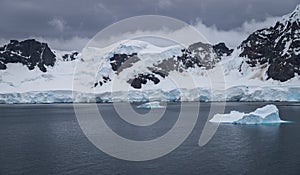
xmin=209 ymin=104 xmax=288 ymax=125
xmin=1 ymin=86 xmax=300 ymax=104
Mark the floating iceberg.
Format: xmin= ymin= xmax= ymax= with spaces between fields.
xmin=210 ymin=104 xmax=288 ymax=124
xmin=137 ymin=101 xmax=165 ymax=109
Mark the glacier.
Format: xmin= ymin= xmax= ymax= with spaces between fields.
xmin=209 ymin=104 xmax=288 ymax=124
xmin=137 ymin=101 xmax=166 ymax=109
xmin=0 ymin=86 xmax=300 ymax=104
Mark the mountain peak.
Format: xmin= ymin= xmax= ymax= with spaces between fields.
xmin=238 ymin=4 xmax=300 ymax=82
xmin=282 ymin=4 xmax=300 ymax=23
xmin=291 ymin=4 xmax=300 ymax=15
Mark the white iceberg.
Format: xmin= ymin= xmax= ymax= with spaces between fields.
xmin=210 ymin=104 xmax=288 ymax=124
xmin=137 ymin=101 xmax=165 ymax=109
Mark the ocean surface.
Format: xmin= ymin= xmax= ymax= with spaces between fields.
xmin=0 ymin=102 xmax=300 ymax=175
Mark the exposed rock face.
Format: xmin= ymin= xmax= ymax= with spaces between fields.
xmin=213 ymin=42 xmax=234 ymax=57
xmin=93 ymin=76 xmax=111 ymax=88
xmin=239 ymin=5 xmax=300 ymax=82
xmin=62 ymin=52 xmax=79 ymax=61
xmin=0 ymin=39 xmax=56 ymax=72
xmin=127 ymin=74 xmax=160 ymax=89
xmin=109 ymin=53 xmax=140 ymax=74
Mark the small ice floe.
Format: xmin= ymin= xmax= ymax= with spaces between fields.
xmin=210 ymin=104 xmax=289 ymax=125
xmin=137 ymin=101 xmax=166 ymax=109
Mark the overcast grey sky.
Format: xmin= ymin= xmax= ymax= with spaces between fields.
xmin=0 ymin=0 xmax=299 ymax=50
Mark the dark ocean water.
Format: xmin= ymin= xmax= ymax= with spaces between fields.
xmin=0 ymin=102 xmax=300 ymax=175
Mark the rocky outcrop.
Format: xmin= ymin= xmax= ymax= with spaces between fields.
xmin=239 ymin=5 xmax=300 ymax=82
xmin=0 ymin=39 xmax=56 ymax=72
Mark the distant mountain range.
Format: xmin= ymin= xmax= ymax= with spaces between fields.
xmin=0 ymin=5 xmax=300 ymax=103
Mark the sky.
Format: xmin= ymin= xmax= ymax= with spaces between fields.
xmin=0 ymin=0 xmax=299 ymax=50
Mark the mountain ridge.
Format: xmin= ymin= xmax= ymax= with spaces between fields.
xmin=0 ymin=4 xmax=300 ymax=101
xmin=238 ymin=4 xmax=300 ymax=82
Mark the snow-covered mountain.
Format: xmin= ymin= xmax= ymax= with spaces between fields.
xmin=0 ymin=39 xmax=79 ymax=93
xmin=1 ymin=5 xmax=300 ymax=103
xmin=238 ymin=5 xmax=300 ymax=82
xmin=87 ymin=40 xmax=231 ymax=90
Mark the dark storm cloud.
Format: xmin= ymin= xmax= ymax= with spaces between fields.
xmin=0 ymin=0 xmax=299 ymax=48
